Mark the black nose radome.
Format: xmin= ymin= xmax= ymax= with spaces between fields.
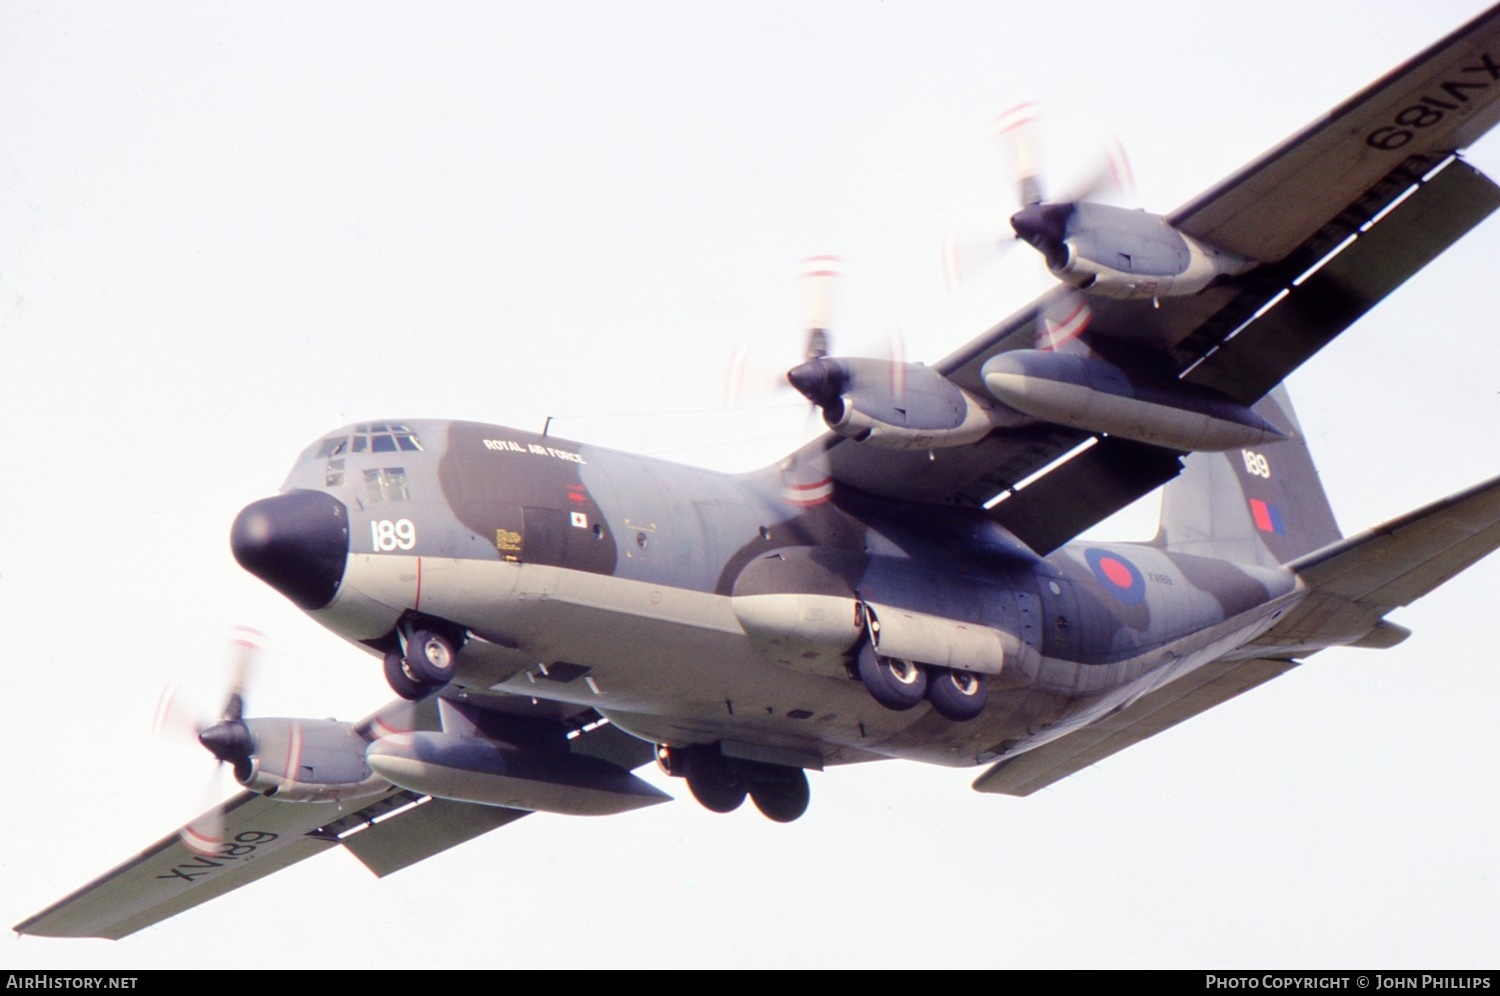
xmin=231 ymin=490 xmax=349 ymax=610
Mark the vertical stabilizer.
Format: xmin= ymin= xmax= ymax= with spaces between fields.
xmin=1156 ymin=386 xmax=1341 ymax=566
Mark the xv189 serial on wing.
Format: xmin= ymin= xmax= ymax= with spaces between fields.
xmin=19 ymin=5 xmax=1500 ymax=940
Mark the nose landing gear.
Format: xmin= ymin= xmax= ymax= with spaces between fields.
xmin=382 ymin=622 xmax=463 ymax=700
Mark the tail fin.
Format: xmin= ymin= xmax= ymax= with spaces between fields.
xmin=1155 ymin=386 xmax=1341 ymax=566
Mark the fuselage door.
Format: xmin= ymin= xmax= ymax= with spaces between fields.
xmin=522 ymin=505 xmax=566 ymax=565
xmin=1037 ymin=575 xmax=1081 ymax=660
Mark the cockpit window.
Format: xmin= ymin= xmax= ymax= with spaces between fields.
xmin=352 ymin=423 xmax=424 ymax=454
xmin=364 ymin=467 xmax=410 ymax=503
xmin=305 ymin=425 xmax=423 ymax=494
xmin=316 ymin=436 xmax=348 ymax=459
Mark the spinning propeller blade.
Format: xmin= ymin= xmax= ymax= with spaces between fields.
xmin=946 ymin=104 xmax=1134 ymax=294
xmin=154 ymin=626 xmax=266 ymax=854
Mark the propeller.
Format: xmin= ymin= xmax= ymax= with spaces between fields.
xmin=1036 ymin=290 xmax=1094 ymax=353
xmin=197 ymin=626 xmax=259 ymax=780
xmin=798 ymin=254 xmax=842 ymax=363
xmin=944 ymin=103 xmax=1133 ymax=294
xmin=724 ymin=255 xmax=847 ymax=413
xmin=154 ymin=626 xmax=264 ymax=854
xmin=725 ymin=255 xmax=906 ymax=478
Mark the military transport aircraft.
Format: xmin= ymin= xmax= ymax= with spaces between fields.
xmin=18 ymin=5 xmax=1500 ymax=941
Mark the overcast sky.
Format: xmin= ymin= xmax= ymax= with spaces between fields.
xmin=5 ymin=0 xmax=1500 ymax=970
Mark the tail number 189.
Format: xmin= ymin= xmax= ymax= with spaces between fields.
xmin=1241 ymin=450 xmax=1271 ymax=479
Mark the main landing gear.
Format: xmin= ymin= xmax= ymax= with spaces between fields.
xmin=658 ymin=744 xmax=811 ymax=823
xmin=383 ymin=622 xmax=463 ymax=700
xmin=855 ymin=643 xmax=988 ymax=721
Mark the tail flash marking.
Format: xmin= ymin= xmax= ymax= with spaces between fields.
xmin=1249 ymin=498 xmax=1286 ymax=534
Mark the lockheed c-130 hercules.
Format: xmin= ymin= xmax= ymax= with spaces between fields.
xmin=19 ymin=5 xmax=1500 ymax=939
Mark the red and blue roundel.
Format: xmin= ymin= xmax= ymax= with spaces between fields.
xmin=1085 ymin=548 xmax=1147 ymax=605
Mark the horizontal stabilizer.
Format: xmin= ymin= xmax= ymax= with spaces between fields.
xmin=1250 ymin=472 xmax=1500 ymax=655
xmin=972 ymin=657 xmax=1298 ymax=796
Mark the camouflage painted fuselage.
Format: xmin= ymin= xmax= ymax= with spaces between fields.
xmin=267 ymin=418 xmax=1301 ymax=772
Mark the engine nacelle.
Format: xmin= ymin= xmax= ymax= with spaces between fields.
xmin=787 ymin=357 xmax=1003 ymax=449
xmin=236 ymin=718 xmax=390 ymax=803
xmin=1013 ymin=201 xmax=1254 ymax=301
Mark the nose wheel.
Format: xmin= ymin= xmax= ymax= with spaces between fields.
xmin=382 ymin=625 xmax=461 ymax=700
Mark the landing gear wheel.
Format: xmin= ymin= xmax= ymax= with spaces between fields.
xmin=749 ymin=769 xmax=810 ymax=823
xmin=857 ymin=643 xmax=928 ymax=711
xmin=405 ymin=628 xmax=457 ymax=684
xmin=384 ymin=647 xmax=434 ymax=701
xmin=682 ymin=748 xmax=747 ymax=813
xmin=926 ymin=667 xmax=988 ymax=721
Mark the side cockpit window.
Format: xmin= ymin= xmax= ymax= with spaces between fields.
xmin=316 ymin=436 xmax=348 ymax=459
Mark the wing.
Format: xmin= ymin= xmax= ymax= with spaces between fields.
xmin=803 ymin=6 xmax=1500 ymax=554
xmin=14 ymin=697 xmax=655 ymax=940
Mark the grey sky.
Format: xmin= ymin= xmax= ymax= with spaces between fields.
xmin=4 ymin=1 xmax=1499 ymax=969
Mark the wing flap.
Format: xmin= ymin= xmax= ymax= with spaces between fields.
xmin=1186 ymin=157 xmax=1500 ymax=404
xmin=340 ymin=797 xmax=529 ymax=877
xmin=986 ymin=437 xmax=1183 ymax=555
xmin=972 ymin=657 xmax=1298 ymax=797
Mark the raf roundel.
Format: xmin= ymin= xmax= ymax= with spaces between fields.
xmin=1084 ymin=548 xmax=1147 ymax=605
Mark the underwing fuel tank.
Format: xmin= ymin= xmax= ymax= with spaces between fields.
xmin=365 ymin=733 xmax=671 ymax=816
xmin=980 ymin=349 xmax=1286 ymax=452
